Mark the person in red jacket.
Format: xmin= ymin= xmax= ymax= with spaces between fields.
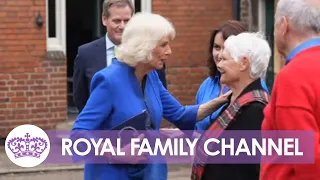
xmin=261 ymin=0 xmax=320 ymax=179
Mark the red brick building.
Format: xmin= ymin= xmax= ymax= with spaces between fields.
xmin=0 ymin=0 xmax=67 ymax=138
xmin=0 ymin=0 xmax=278 ymax=137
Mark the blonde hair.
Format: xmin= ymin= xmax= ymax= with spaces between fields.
xmin=117 ymin=12 xmax=176 ymax=67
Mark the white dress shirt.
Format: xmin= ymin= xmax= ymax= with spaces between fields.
xmin=105 ymin=34 xmax=116 ymax=67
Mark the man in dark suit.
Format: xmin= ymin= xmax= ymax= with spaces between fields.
xmin=73 ymin=0 xmax=167 ymax=113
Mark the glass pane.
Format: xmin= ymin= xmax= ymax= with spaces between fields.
xmin=135 ymin=0 xmax=141 ymax=12
xmin=48 ymin=0 xmax=56 ymax=38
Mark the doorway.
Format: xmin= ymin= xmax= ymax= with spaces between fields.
xmin=65 ymin=0 xmax=146 ymax=112
xmin=66 ymin=0 xmax=105 ymax=111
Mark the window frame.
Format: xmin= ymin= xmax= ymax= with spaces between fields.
xmin=141 ymin=0 xmax=152 ymax=12
xmin=45 ymin=0 xmax=151 ymax=54
xmin=46 ymin=0 xmax=66 ymax=54
xmin=132 ymin=0 xmax=152 ymax=12
xmin=248 ymin=0 xmax=266 ymax=33
xmin=257 ymin=0 xmax=266 ymax=33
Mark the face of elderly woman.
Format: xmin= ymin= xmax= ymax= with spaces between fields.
xmin=217 ymin=49 xmax=248 ymax=85
xmin=149 ymin=36 xmax=172 ymax=69
xmin=212 ymin=32 xmax=224 ymax=65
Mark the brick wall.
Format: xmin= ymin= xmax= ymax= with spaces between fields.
xmin=152 ymin=0 xmax=233 ymax=127
xmin=0 ymin=0 xmax=234 ymax=133
xmin=153 ymin=0 xmax=233 ymax=105
xmin=0 ymin=0 xmax=67 ymax=137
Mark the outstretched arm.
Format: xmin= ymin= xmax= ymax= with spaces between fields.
xmin=158 ymin=73 xmax=229 ymax=130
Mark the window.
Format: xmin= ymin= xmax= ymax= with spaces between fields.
xmin=132 ymin=0 xmax=152 ymax=13
xmin=46 ymin=0 xmax=151 ymax=54
xmin=100 ymin=0 xmax=152 ymax=36
xmin=249 ymin=0 xmax=266 ymax=33
xmin=46 ymin=0 xmax=66 ymax=54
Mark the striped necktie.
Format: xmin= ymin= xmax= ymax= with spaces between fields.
xmin=113 ymin=46 xmax=118 ymax=57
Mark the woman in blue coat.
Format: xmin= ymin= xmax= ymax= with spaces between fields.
xmin=195 ymin=20 xmax=270 ymax=131
xmin=72 ymin=12 xmax=229 ymax=180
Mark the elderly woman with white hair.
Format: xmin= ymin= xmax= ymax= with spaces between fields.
xmin=72 ymin=12 xmax=229 ymax=180
xmin=191 ymin=32 xmax=271 ymax=180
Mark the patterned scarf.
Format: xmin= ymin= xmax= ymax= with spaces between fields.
xmin=191 ymin=90 xmax=270 ymax=180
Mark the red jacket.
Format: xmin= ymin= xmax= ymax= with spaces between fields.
xmin=261 ymin=46 xmax=320 ymax=180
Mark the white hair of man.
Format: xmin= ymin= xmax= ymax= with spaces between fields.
xmin=224 ymin=32 xmax=271 ymax=79
xmin=275 ymin=0 xmax=320 ymax=34
xmin=116 ymin=12 xmax=176 ymax=67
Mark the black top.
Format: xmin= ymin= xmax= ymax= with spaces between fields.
xmin=202 ymin=79 xmax=266 ymax=180
xmin=141 ymin=75 xmax=148 ymax=95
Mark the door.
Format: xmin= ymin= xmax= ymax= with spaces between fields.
xmin=66 ymin=0 xmax=97 ymax=110
xmin=66 ymin=0 xmax=152 ymax=112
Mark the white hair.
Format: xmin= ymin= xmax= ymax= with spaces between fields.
xmin=116 ymin=12 xmax=175 ymax=67
xmin=275 ymin=0 xmax=320 ymax=33
xmin=224 ymin=32 xmax=271 ymax=79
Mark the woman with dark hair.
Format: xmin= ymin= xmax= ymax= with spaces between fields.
xmin=192 ymin=31 xmax=271 ymax=180
xmin=195 ymin=20 xmax=269 ymax=130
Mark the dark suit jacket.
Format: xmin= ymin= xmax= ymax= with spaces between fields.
xmin=73 ymin=36 xmax=167 ymax=113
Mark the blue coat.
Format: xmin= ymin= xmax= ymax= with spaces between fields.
xmin=72 ymin=36 xmax=168 ymax=113
xmin=72 ymin=58 xmax=199 ymax=180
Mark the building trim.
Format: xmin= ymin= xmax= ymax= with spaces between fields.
xmin=141 ymin=0 xmax=152 ymax=12
xmin=45 ymin=0 xmax=151 ymax=55
xmin=132 ymin=0 xmax=152 ymax=12
xmin=258 ymin=0 xmax=266 ymax=33
xmin=46 ymin=0 xmax=66 ymax=54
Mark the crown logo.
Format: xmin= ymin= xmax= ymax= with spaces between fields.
xmin=7 ymin=133 xmax=48 ymax=159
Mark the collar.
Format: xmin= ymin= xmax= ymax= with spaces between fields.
xmin=223 ymin=79 xmax=263 ymax=107
xmin=105 ymin=33 xmax=116 ymax=50
xmin=239 ymin=79 xmax=263 ymax=97
xmin=112 ymin=58 xmax=135 ymax=72
xmin=286 ymin=38 xmax=320 ymax=64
